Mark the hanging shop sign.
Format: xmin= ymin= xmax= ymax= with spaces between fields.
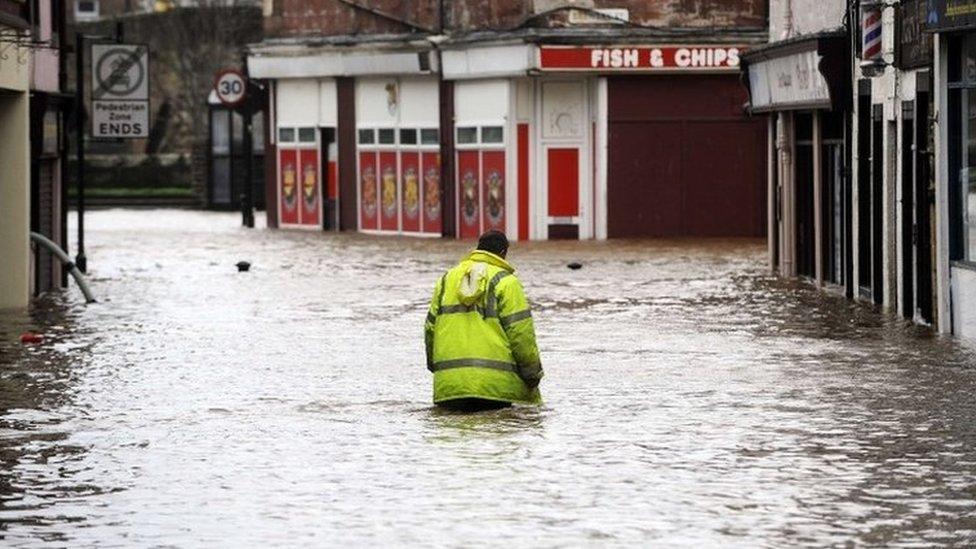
xmin=926 ymin=0 xmax=976 ymax=32
xmin=539 ymin=45 xmax=744 ymax=71
xmin=746 ymin=47 xmax=832 ymax=111
xmin=90 ymin=43 xmax=150 ymax=139
xmin=898 ymin=0 xmax=934 ymax=69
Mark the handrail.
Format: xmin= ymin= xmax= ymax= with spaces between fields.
xmin=29 ymin=232 xmax=96 ymax=304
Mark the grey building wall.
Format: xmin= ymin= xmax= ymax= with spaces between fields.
xmin=769 ymin=0 xmax=846 ymax=40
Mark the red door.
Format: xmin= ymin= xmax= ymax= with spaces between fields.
xmin=482 ymin=151 xmax=506 ymax=232
xmin=279 ymin=148 xmax=299 ymax=225
xmin=457 ymin=150 xmax=481 ymax=239
xmin=379 ymin=152 xmax=398 ymax=231
xmin=548 ymin=148 xmax=579 ymax=217
xmin=421 ymin=152 xmax=442 ymax=234
xmin=359 ymin=151 xmax=378 ymax=230
xmin=298 ymin=148 xmax=321 ymax=227
xmin=400 ymin=151 xmax=421 ymax=233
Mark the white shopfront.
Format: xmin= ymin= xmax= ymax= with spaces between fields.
xmin=355 ymin=77 xmax=441 ymax=235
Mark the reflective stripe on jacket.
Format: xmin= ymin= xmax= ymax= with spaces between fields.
xmin=424 ymin=250 xmax=543 ymax=405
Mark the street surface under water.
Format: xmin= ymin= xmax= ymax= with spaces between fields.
xmin=2 ymin=209 xmax=976 ymax=547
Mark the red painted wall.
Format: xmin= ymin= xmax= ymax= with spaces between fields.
xmin=517 ymin=124 xmax=529 ymax=240
xmin=607 ymin=74 xmax=766 ymax=237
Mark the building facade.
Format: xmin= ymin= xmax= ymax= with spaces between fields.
xmin=30 ymin=0 xmax=69 ymax=296
xmin=928 ymin=2 xmax=976 ymax=340
xmin=0 ymin=1 xmax=38 ymax=308
xmin=852 ymin=0 xmax=936 ymax=328
xmin=742 ymin=0 xmax=944 ymax=337
xmin=248 ymin=1 xmax=769 ymax=240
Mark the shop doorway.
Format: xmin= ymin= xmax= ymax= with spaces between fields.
xmin=795 ymin=113 xmax=815 ymax=279
xmin=871 ymin=105 xmax=884 ymax=305
xmin=320 ymin=128 xmax=337 ymax=230
xmin=915 ymin=90 xmax=934 ymax=324
xmin=857 ymin=88 xmax=872 ymax=297
xmin=538 ymin=79 xmax=591 ymax=240
xmin=822 ymin=110 xmax=847 ymax=286
xmin=277 ymin=127 xmax=322 ymax=229
xmin=900 ymin=94 xmax=934 ymax=323
xmin=901 ymin=104 xmax=915 ymax=318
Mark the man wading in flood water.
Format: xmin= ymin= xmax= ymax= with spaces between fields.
xmin=424 ymin=230 xmax=543 ymax=411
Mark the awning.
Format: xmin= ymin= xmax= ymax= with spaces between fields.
xmin=740 ymin=30 xmax=849 ymax=113
xmin=247 ymin=35 xmax=438 ymax=79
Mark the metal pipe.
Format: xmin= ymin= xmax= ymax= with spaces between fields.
xmin=30 ymin=232 xmax=96 ymax=303
xmin=75 ymin=30 xmax=87 ymax=273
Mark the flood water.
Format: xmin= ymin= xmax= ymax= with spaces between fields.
xmin=2 ymin=209 xmax=976 ymax=547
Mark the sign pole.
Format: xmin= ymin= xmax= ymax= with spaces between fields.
xmin=75 ymin=31 xmax=87 ymax=274
xmin=242 ymin=55 xmax=254 ymax=228
xmin=213 ymin=65 xmax=253 ymax=227
xmin=243 ymin=106 xmax=254 ymax=229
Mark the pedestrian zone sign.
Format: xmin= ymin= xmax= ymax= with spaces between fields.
xmin=91 ymin=44 xmax=150 ymax=139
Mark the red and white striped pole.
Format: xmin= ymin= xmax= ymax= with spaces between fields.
xmin=860 ymin=1 xmax=885 ymax=74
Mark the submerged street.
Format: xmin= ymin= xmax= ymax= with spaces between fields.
xmin=2 ymin=209 xmax=976 ymax=546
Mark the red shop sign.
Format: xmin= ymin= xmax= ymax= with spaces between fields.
xmin=539 ymin=45 xmax=745 ymax=71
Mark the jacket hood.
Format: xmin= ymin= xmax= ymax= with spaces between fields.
xmin=455 ymin=250 xmax=515 ymax=306
xmin=464 ymin=250 xmax=515 ymax=273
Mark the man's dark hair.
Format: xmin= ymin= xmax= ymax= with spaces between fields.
xmin=477 ymin=230 xmax=509 ymax=257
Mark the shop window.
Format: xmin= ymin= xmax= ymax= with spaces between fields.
xmin=948 ymin=34 xmax=976 ymax=263
xmin=400 ymin=128 xmax=418 ymax=145
xmin=42 ymin=110 xmax=59 ymax=156
xmin=481 ymin=126 xmax=504 ymax=144
xmin=252 ymin=114 xmax=265 ymax=153
xmin=457 ymin=127 xmax=478 ymax=145
xmin=421 ymin=128 xmax=439 ymax=145
xmin=278 ymin=127 xmax=295 ymax=143
xmin=75 ymin=0 xmax=99 ymax=20
xmin=378 ymin=128 xmax=396 ymax=145
xmin=358 ymin=129 xmax=375 ymax=145
xmin=298 ymin=128 xmax=316 ymax=143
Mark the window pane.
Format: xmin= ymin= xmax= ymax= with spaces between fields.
xmin=358 ymin=128 xmax=375 ymax=144
xmin=278 ymin=127 xmax=295 ymax=143
xmin=378 ymin=128 xmax=396 ymax=144
xmin=232 ymin=112 xmax=244 ymax=147
xmin=457 ymin=127 xmax=477 ymax=144
xmin=400 ymin=128 xmax=417 ymax=145
xmin=252 ymin=113 xmax=265 ymax=152
xmin=212 ymin=157 xmax=232 ymax=205
xmin=481 ymin=126 xmax=504 ymax=144
xmin=298 ymin=127 xmax=316 ymax=143
xmin=421 ymin=128 xmax=439 ymax=145
xmin=968 ymin=88 xmax=976 ymax=260
xmin=212 ymin=111 xmax=230 ymax=153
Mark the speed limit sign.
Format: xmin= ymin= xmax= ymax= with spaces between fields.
xmin=213 ymin=68 xmax=247 ymax=107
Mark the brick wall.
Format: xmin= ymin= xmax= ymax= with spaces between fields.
xmin=264 ymin=0 xmax=767 ymax=38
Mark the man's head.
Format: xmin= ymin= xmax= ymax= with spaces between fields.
xmin=477 ymin=230 xmax=509 ymax=258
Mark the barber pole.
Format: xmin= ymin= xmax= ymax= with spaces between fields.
xmin=861 ymin=1 xmax=883 ymax=63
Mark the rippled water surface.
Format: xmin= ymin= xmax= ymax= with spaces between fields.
xmin=2 ymin=209 xmax=976 ymax=547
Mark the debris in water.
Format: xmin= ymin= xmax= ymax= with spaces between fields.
xmin=567 ymin=262 xmax=583 ymax=270
xmin=236 ymin=261 xmax=251 ymax=272
xmin=19 ymin=332 xmax=43 ymax=344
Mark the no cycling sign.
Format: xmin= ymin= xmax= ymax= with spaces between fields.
xmin=90 ymin=44 xmax=150 ymax=139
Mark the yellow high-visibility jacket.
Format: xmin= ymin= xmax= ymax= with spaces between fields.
xmin=424 ymin=250 xmax=543 ymax=405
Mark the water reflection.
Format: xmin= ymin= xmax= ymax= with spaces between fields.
xmin=0 ymin=209 xmax=974 ymax=546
